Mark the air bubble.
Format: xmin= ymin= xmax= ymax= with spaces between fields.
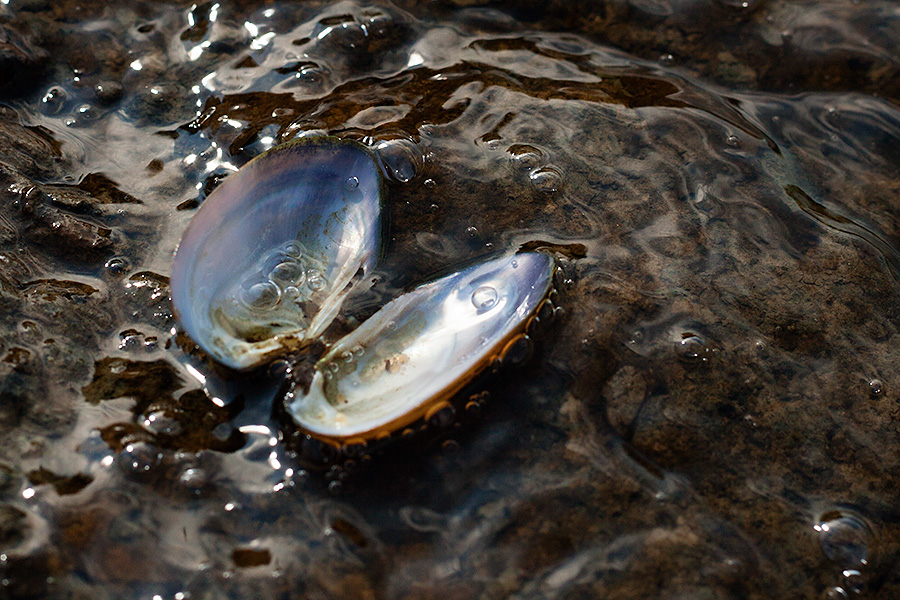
xmin=41 ymin=86 xmax=67 ymax=114
xmin=726 ymin=134 xmax=740 ymax=147
xmin=500 ymin=334 xmax=532 ymax=366
xmin=507 ymin=144 xmax=544 ymax=170
xmin=426 ymin=402 xmax=456 ymax=428
xmin=869 ymin=379 xmax=883 ymax=398
xmin=282 ymin=242 xmax=303 ymax=258
xmin=676 ymin=334 xmax=709 ymax=364
xmin=269 ymin=260 xmax=303 ymax=286
xmin=179 ymin=466 xmax=208 ymax=494
xmin=841 ymin=570 xmax=865 ymax=595
xmin=268 ymin=360 xmax=291 ymax=378
xmin=346 ymin=176 xmax=359 ymax=190
xmin=142 ymin=410 xmax=182 ymax=436
xmin=296 ymin=64 xmax=326 ymax=85
xmin=104 ymin=256 xmax=131 ymax=276
xmin=466 ymin=226 xmax=478 ymax=237
xmin=120 ymin=442 xmax=162 ymax=477
xmin=373 ymin=138 xmax=423 ymax=183
xmin=471 ymin=286 xmax=498 ymax=311
xmin=241 ymin=281 xmax=281 ymax=310
xmin=821 ymin=587 xmax=849 ymax=600
xmin=529 ymin=166 xmax=563 ymax=194
xmin=815 ymin=508 xmax=875 ymax=570
xmin=307 ymin=270 xmax=326 ymax=291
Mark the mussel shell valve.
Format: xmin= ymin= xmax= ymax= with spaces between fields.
xmin=171 ymin=138 xmax=384 ymax=370
xmin=286 ymin=252 xmax=556 ymax=441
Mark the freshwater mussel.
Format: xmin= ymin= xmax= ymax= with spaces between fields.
xmin=170 ymin=137 xmax=559 ymax=466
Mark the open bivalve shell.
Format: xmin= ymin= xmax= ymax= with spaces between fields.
xmin=171 ymin=138 xmax=383 ymax=370
xmin=285 ymin=251 xmax=557 ymax=443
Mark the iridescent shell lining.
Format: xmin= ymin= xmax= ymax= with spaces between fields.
xmin=171 ymin=138 xmax=383 ymax=370
xmin=286 ymin=252 xmax=556 ymax=442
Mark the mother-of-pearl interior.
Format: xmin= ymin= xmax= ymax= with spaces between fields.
xmin=170 ymin=138 xmax=383 ymax=370
xmin=286 ymin=252 xmax=555 ymax=440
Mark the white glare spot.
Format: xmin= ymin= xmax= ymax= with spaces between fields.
xmin=101 ymin=456 xmax=114 ymax=467
xmin=224 ymin=502 xmax=235 ymax=511
xmin=22 ymin=488 xmax=35 ymax=499
xmin=250 ymin=31 xmax=276 ymax=50
xmin=268 ymin=437 xmax=278 ymax=447
xmin=225 ymin=118 xmax=243 ymax=129
xmin=154 ymin=595 xmax=163 ymax=600
xmin=316 ymin=26 xmax=334 ymax=40
xmin=285 ymin=468 xmax=294 ymax=477
xmin=239 ymin=425 xmax=272 ymax=435
xmin=209 ymin=3 xmax=219 ymax=22
xmin=185 ymin=363 xmax=207 ymax=386
xmin=407 ymin=52 xmax=425 ymax=67
xmin=273 ymin=483 xmax=284 ymax=492
xmin=244 ymin=21 xmax=259 ymax=37
xmin=130 ymin=60 xmax=143 ymax=71
xmin=268 ymin=452 xmax=281 ymax=470
xmin=263 ymin=8 xmax=275 ymax=17
xmin=184 ymin=153 xmax=198 ymax=165
xmin=201 ymin=71 xmax=217 ymax=91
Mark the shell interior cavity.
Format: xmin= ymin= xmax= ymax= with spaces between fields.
xmin=171 ymin=138 xmax=383 ymax=370
xmin=286 ymin=252 xmax=556 ymax=441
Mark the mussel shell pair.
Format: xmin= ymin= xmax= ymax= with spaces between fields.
xmin=171 ymin=137 xmax=557 ymax=444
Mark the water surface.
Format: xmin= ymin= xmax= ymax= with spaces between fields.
xmin=1 ymin=1 xmax=899 ymax=598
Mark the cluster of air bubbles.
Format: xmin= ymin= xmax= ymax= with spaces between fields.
xmin=321 ymin=345 xmax=366 ymax=381
xmin=118 ymin=329 xmax=159 ymax=353
xmin=372 ymin=138 xmax=423 ymax=183
xmin=308 ymin=8 xmax=398 ymax=60
xmin=39 ymin=83 xmax=115 ymax=127
xmin=506 ymin=144 xmax=564 ymax=194
xmin=237 ymin=242 xmax=328 ymax=312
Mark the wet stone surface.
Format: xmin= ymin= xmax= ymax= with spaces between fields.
xmin=0 ymin=0 xmax=898 ymax=598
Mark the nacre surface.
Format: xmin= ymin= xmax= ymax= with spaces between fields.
xmin=286 ymin=252 xmax=556 ymax=441
xmin=171 ymin=138 xmax=383 ymax=370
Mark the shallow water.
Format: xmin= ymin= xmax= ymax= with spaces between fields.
xmin=1 ymin=0 xmax=900 ymax=598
